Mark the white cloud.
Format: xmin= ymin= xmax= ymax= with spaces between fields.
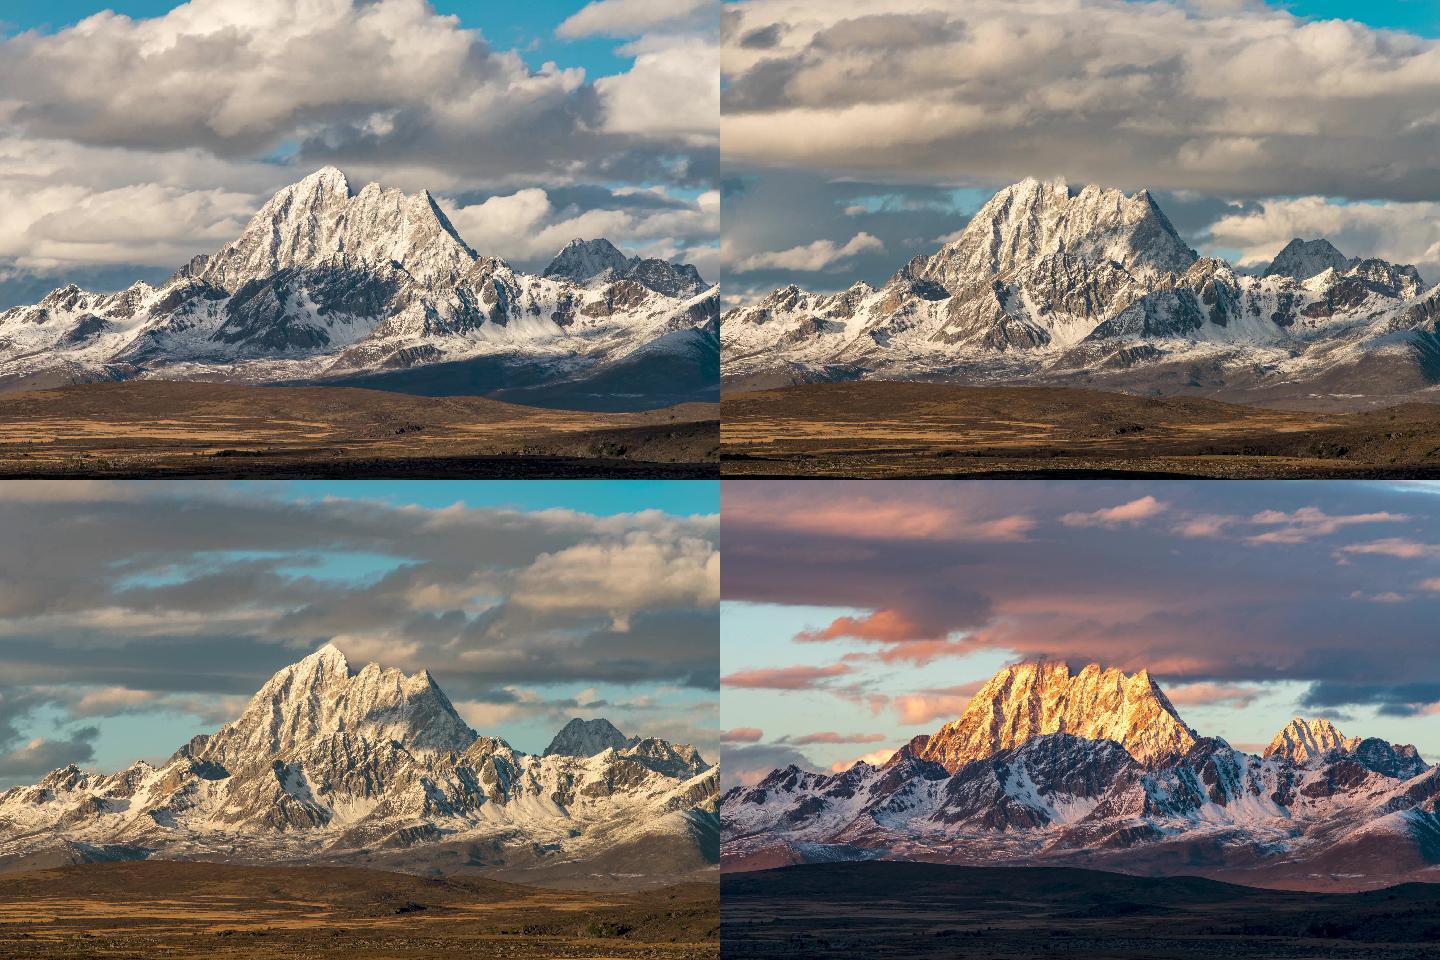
xmin=722 ymin=0 xmax=1440 ymax=200
xmin=595 ymin=35 xmax=720 ymax=141
xmin=511 ymin=532 xmax=720 ymax=628
xmin=733 ymin=231 xmax=884 ymax=273
xmin=1206 ymin=196 xmax=1440 ymax=278
xmin=444 ymin=186 xmax=719 ymax=277
xmin=558 ymin=0 xmax=714 ymax=39
xmin=0 ymin=0 xmax=718 ymax=280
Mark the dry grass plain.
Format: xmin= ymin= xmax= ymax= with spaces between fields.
xmin=721 ymin=382 xmax=1440 ymax=478
xmin=0 ymin=381 xmax=718 ymax=478
xmin=0 ymin=861 xmax=718 ymax=959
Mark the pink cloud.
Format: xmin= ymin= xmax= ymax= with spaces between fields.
xmin=1061 ymin=496 xmax=1167 ymax=528
xmin=892 ymin=682 xmax=980 ymax=725
xmin=797 ymin=608 xmax=927 ymax=644
xmin=721 ymin=727 xmax=764 ymax=743
xmin=1246 ymin=508 xmax=1408 ymax=545
xmin=830 ymin=747 xmax=896 ymax=772
xmin=1340 ymin=539 xmax=1440 ymax=559
xmin=723 ymin=491 xmax=1035 ymax=543
xmin=1163 ymin=682 xmax=1266 ymax=709
xmin=722 ymin=663 xmax=852 ymax=689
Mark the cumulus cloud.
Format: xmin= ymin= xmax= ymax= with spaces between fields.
xmin=0 ymin=0 xmax=718 ymax=285
xmin=0 ymin=482 xmax=718 ymax=784
xmin=722 ymin=0 xmax=1440 ymax=201
xmin=558 ymin=0 xmax=714 ymax=39
xmin=1206 ymin=196 xmax=1440 ymax=279
xmin=0 ymin=728 xmax=99 ymax=779
xmin=733 ymin=231 xmax=884 ymax=273
xmin=444 ymin=185 xmax=719 ymax=277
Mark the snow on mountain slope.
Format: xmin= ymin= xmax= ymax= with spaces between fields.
xmin=0 ymin=646 xmax=718 ymax=884
xmin=722 ymin=659 xmax=1438 ymax=890
xmin=0 ymin=169 xmax=718 ymax=406
xmin=722 ymin=178 xmax=1440 ymax=405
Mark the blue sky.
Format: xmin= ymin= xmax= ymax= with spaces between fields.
xmin=1281 ymin=0 xmax=1440 ymax=35
xmin=0 ymin=481 xmax=718 ymax=785
xmin=276 ymin=480 xmax=718 ymax=517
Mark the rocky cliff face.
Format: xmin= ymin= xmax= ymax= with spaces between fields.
xmin=722 ymin=178 xmax=1439 ymax=406
xmin=722 ymin=659 xmax=1435 ymax=891
xmin=915 ymin=661 xmax=1196 ymax=771
xmin=0 ymin=646 xmax=718 ymax=886
xmin=0 ymin=168 xmax=718 ymax=408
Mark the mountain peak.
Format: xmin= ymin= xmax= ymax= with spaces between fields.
xmin=542 ymin=238 xmax=708 ymax=297
xmin=910 ymin=177 xmax=1198 ymax=295
xmin=1263 ymin=716 xmax=1357 ymax=763
xmin=199 ymin=646 xmax=475 ymax=764
xmin=300 ymin=165 xmax=351 ymax=195
xmin=543 ymin=237 xmax=634 ymax=284
xmin=196 ymin=167 xmax=476 ymax=291
xmin=916 ymin=659 xmax=1197 ymax=771
xmin=1263 ymin=237 xmax=1354 ymax=281
xmin=543 ymin=717 xmax=636 ymax=758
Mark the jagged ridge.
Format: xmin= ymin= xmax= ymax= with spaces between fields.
xmin=722 ymin=177 xmax=1440 ymax=405
xmin=723 ymin=659 xmax=1435 ymax=891
xmin=0 ymin=168 xmax=719 ymax=409
xmin=0 ymin=645 xmax=719 ymax=885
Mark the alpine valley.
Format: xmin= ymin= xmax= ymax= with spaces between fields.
xmin=722 ymin=177 xmax=1440 ymax=408
xmin=0 ymin=645 xmax=720 ymax=889
xmin=0 ymin=167 xmax=720 ymax=411
xmin=722 ymin=660 xmax=1439 ymax=892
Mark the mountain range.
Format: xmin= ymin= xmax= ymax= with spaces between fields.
xmin=722 ymin=177 xmax=1440 ymax=409
xmin=722 ymin=660 xmax=1438 ymax=892
xmin=0 ymin=645 xmax=719 ymax=888
xmin=0 ymin=168 xmax=719 ymax=411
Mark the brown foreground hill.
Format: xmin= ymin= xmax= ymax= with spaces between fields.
xmin=0 ymin=381 xmax=718 ymax=478
xmin=0 ymin=861 xmax=718 ymax=960
xmin=721 ymin=382 xmax=1440 ymax=478
xmin=722 ymin=862 xmax=1440 ymax=960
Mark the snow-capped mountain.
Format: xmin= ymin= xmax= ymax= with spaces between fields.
xmin=0 ymin=645 xmax=719 ymax=886
xmin=723 ymin=660 xmax=1438 ymax=891
xmin=0 ymin=168 xmax=719 ymax=409
xmin=722 ymin=177 xmax=1440 ymax=406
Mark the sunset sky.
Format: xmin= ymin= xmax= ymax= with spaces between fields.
xmin=721 ymin=0 xmax=1440 ymax=306
xmin=0 ymin=480 xmax=718 ymax=787
xmin=721 ymin=480 xmax=1440 ymax=788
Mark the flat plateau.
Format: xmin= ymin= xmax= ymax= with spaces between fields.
xmin=0 ymin=381 xmax=718 ymax=478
